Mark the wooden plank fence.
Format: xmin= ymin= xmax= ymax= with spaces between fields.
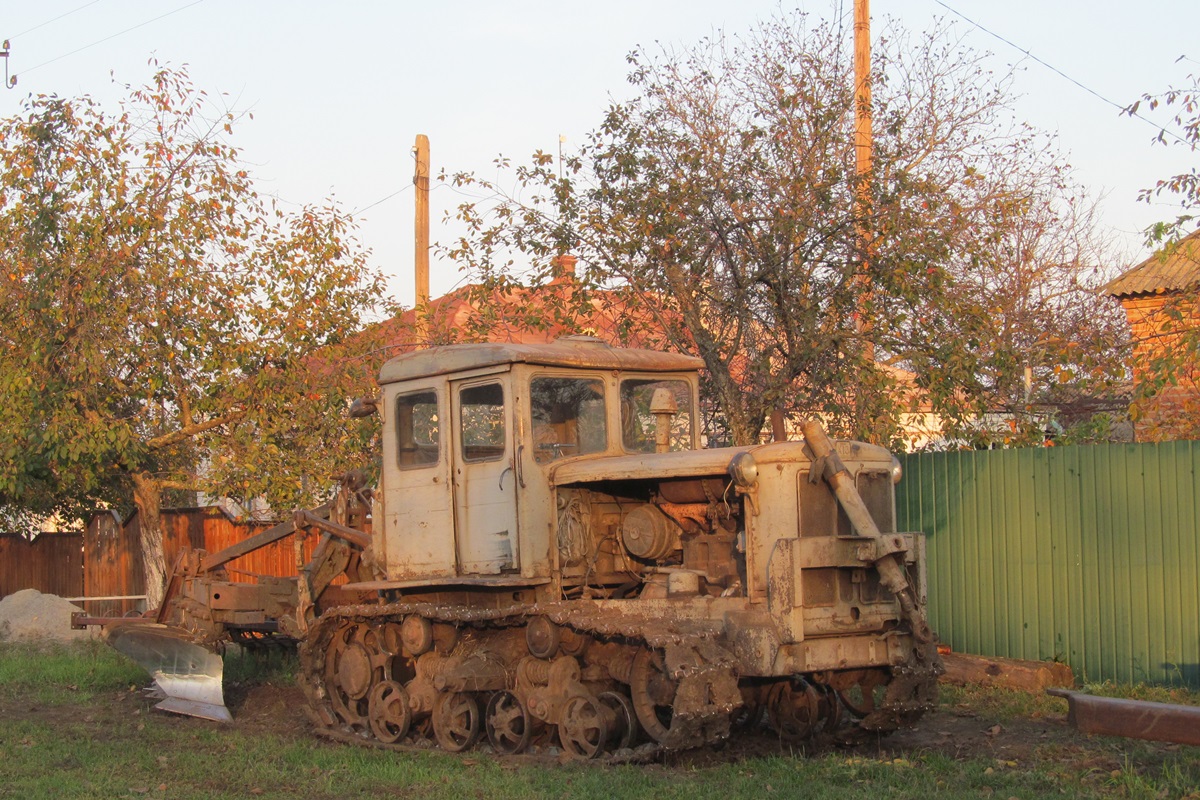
xmin=0 ymin=532 xmax=84 ymax=599
xmin=2 ymin=507 xmax=324 ymax=617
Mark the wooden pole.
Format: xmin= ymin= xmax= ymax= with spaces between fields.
xmin=413 ymin=134 xmax=430 ymax=345
xmin=854 ymin=0 xmax=872 ymax=345
xmin=853 ymin=0 xmax=875 ymax=437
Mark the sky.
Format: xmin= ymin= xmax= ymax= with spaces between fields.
xmin=1 ymin=0 xmax=1197 ymax=307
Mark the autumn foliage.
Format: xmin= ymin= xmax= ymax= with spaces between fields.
xmin=0 ymin=66 xmax=392 ymax=604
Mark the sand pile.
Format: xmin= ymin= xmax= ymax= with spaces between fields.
xmin=0 ymin=589 xmax=95 ymax=642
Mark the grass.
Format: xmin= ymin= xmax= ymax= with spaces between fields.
xmin=0 ymin=638 xmax=148 ymax=703
xmin=1 ymin=641 xmax=1199 ymax=800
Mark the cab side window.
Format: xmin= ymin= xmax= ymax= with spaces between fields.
xmin=620 ymin=379 xmax=693 ymax=453
xmin=396 ymin=390 xmax=439 ymax=468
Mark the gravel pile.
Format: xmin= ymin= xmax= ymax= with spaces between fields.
xmin=0 ymin=589 xmax=95 ymax=642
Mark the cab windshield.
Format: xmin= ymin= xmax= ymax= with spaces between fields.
xmin=530 ymin=376 xmax=607 ymax=464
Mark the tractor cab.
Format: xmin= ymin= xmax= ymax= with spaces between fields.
xmin=374 ymin=337 xmax=704 ymax=585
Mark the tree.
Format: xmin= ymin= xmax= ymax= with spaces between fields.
xmin=1121 ymin=68 xmax=1200 ymax=439
xmin=446 ymin=12 xmax=1125 ymax=449
xmin=0 ymin=66 xmax=393 ymax=606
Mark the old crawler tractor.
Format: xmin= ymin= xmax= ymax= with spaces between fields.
xmin=96 ymin=337 xmax=942 ymax=757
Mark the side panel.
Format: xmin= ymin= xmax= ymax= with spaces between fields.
xmin=380 ymin=381 xmax=456 ymax=579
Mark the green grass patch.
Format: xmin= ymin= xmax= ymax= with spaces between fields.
xmin=938 ymin=682 xmax=1070 ymax=720
xmin=0 ymin=639 xmax=148 ymax=697
xmin=3 ymin=644 xmax=1199 ymax=800
xmin=1081 ymin=679 xmax=1200 ymax=706
xmin=221 ymin=643 xmax=299 ymax=686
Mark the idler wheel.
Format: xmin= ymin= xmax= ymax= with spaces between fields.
xmin=433 ymin=691 xmax=482 ymax=752
xmin=323 ymin=620 xmax=391 ymax=728
xmin=558 ymin=694 xmax=611 ymax=760
xmin=629 ymin=648 xmax=679 ymax=745
xmin=368 ymin=680 xmax=412 ymax=743
xmin=485 ymin=690 xmax=533 ymax=755
xmin=338 ymin=643 xmax=373 ymax=701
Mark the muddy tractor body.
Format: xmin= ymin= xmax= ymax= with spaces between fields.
xmin=106 ymin=337 xmax=940 ymax=756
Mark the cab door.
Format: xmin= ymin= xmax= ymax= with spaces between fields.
xmin=381 ymin=383 xmax=455 ymax=579
xmin=451 ymin=378 xmax=519 ymax=574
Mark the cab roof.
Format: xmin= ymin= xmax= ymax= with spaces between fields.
xmin=378 ymin=336 xmax=705 ymax=384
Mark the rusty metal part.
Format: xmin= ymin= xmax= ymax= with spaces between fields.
xmin=433 ymin=692 xmax=482 ymax=752
xmin=525 ymin=616 xmax=561 ymax=659
xmin=298 ymin=599 xmax=935 ymax=755
xmin=559 ymin=693 xmax=613 ymax=759
xmin=400 ymin=615 xmax=433 ymax=655
xmin=656 ymin=502 xmax=711 ymax=533
xmin=293 ymin=510 xmax=372 ymax=550
xmin=628 ymin=643 xmax=741 ymax=750
xmin=322 ymin=620 xmax=394 ymax=728
xmin=1047 ymin=689 xmax=1200 ymax=746
xmin=598 ymin=690 xmax=638 ymax=750
xmin=621 ymin=505 xmax=681 ymax=561
xmin=833 ymin=669 xmax=888 ymax=718
xmin=485 ymin=691 xmax=534 ymax=754
xmin=766 ymin=678 xmax=842 ymax=742
xmin=801 ymin=420 xmax=932 ymax=645
xmin=433 ymin=652 xmax=510 ymax=693
xmin=858 ymin=645 xmax=942 ymax=732
xmin=368 ymin=680 xmax=412 ymax=743
xmin=199 ymin=504 xmax=330 ymax=573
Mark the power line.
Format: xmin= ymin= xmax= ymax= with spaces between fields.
xmin=933 ymin=0 xmax=1190 ymax=147
xmin=6 ymin=0 xmax=105 ymax=41
xmin=20 ymin=0 xmax=205 ymax=76
xmin=353 ymin=184 xmax=412 ymax=216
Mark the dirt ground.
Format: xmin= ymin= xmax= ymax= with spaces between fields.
xmin=222 ymin=681 xmax=1179 ymax=774
xmin=3 ymin=678 xmax=1189 ymax=782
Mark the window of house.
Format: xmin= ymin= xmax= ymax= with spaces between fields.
xmin=396 ymin=390 xmax=439 ymax=468
xmin=530 ymin=376 xmax=607 ymax=464
xmin=460 ymin=383 xmax=506 ymax=462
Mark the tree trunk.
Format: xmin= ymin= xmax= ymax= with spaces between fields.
xmin=131 ymin=471 xmax=168 ymax=612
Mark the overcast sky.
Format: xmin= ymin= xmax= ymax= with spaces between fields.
xmin=2 ymin=1 xmax=1196 ymax=306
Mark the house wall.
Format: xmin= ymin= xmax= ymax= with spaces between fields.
xmin=1121 ymin=294 xmax=1200 ymax=440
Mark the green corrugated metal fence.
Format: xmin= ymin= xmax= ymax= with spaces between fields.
xmin=896 ymin=442 xmax=1200 ymax=688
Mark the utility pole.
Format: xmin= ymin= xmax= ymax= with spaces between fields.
xmin=854 ymin=0 xmax=872 ymax=346
xmin=413 ymin=134 xmax=430 ymax=345
xmin=853 ymin=0 xmax=876 ymax=439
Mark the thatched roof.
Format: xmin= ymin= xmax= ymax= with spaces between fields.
xmin=1105 ymin=229 xmax=1200 ymax=298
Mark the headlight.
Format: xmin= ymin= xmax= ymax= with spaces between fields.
xmin=890 ymin=456 xmax=903 ymax=485
xmin=728 ymin=452 xmax=759 ymax=489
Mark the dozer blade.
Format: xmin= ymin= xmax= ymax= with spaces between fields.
xmin=105 ymin=622 xmax=232 ymax=723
